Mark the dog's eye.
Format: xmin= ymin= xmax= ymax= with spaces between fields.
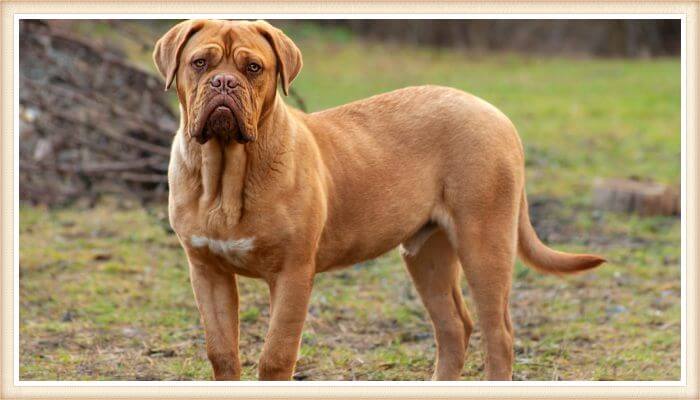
xmin=192 ymin=59 xmax=207 ymax=69
xmin=247 ymin=63 xmax=261 ymax=73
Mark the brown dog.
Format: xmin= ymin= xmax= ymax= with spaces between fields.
xmin=153 ymin=19 xmax=605 ymax=381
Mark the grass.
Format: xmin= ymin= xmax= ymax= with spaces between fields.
xmin=18 ymin=21 xmax=681 ymax=381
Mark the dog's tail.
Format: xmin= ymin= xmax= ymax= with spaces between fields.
xmin=517 ymin=190 xmax=605 ymax=274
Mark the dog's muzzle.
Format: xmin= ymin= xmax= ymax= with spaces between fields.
xmin=200 ymin=105 xmax=237 ymax=144
xmin=192 ymin=94 xmax=254 ymax=145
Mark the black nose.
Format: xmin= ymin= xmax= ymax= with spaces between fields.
xmin=210 ymin=74 xmax=238 ymax=93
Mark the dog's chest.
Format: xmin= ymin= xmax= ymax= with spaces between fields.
xmin=189 ymin=235 xmax=255 ymax=267
xmin=170 ymin=201 xmax=260 ymax=273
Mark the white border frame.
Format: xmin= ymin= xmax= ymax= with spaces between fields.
xmin=12 ymin=12 xmax=687 ymax=388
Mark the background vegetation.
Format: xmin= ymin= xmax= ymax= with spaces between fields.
xmin=19 ymin=20 xmax=681 ymax=380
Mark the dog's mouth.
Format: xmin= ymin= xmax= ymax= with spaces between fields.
xmin=192 ymin=97 xmax=253 ymax=145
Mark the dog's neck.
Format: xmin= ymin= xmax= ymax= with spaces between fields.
xmin=175 ymin=95 xmax=298 ymax=225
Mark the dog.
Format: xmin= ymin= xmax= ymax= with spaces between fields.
xmin=153 ymin=19 xmax=605 ymax=381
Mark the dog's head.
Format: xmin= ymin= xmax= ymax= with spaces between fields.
xmin=153 ymin=19 xmax=302 ymax=144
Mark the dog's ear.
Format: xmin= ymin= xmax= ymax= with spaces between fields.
xmin=153 ymin=20 xmax=205 ymax=90
xmin=255 ymin=20 xmax=303 ymax=96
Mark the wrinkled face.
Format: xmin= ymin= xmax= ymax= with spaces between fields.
xmin=153 ymin=19 xmax=302 ymax=145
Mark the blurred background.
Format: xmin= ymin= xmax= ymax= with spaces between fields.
xmin=19 ymin=19 xmax=681 ymax=381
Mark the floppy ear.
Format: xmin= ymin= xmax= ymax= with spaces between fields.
xmin=153 ymin=20 xmax=205 ymax=90
xmin=255 ymin=20 xmax=303 ymax=96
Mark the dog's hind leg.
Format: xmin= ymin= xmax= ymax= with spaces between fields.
xmin=402 ymin=230 xmax=473 ymax=380
xmin=452 ymin=194 xmax=519 ymax=381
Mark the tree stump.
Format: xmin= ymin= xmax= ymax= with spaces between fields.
xmin=592 ymin=178 xmax=680 ymax=217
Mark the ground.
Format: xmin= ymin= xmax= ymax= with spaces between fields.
xmin=19 ymin=21 xmax=681 ymax=381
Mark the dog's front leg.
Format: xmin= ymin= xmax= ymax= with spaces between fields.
xmin=188 ymin=259 xmax=241 ymax=380
xmin=258 ymin=268 xmax=314 ymax=380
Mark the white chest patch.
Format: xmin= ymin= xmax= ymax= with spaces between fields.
xmin=190 ymin=235 xmax=255 ymax=265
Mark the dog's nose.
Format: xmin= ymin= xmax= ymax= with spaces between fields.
xmin=210 ymin=74 xmax=238 ymax=94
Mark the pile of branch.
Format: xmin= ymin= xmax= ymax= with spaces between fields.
xmin=19 ymin=20 xmax=177 ymax=206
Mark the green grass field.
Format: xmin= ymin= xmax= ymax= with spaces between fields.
xmin=19 ymin=22 xmax=681 ymax=381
